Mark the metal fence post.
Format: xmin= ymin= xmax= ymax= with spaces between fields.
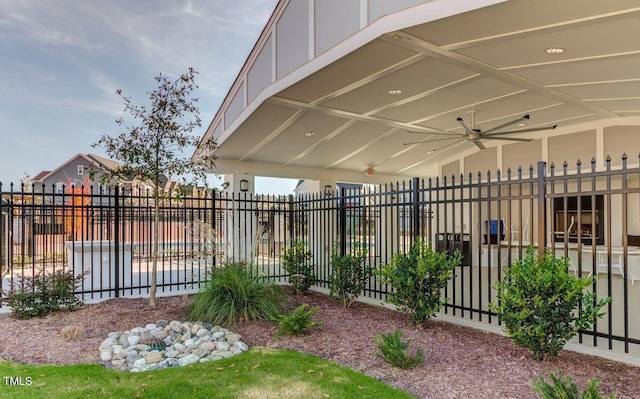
xmin=412 ymin=177 xmax=420 ymax=242
xmin=114 ymin=186 xmax=120 ymax=298
xmin=288 ymin=194 xmax=294 ymax=244
xmin=339 ymin=187 xmax=346 ymax=257
xmin=536 ymin=161 xmax=547 ymax=255
xmin=212 ymin=189 xmax=217 ymax=266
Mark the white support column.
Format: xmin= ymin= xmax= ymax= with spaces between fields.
xmin=295 ymin=179 xmax=336 ymax=275
xmin=222 ymin=174 xmax=257 ymax=263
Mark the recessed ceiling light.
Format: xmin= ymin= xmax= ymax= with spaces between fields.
xmin=388 ymin=89 xmax=402 ymax=95
xmin=516 ymin=122 xmax=527 ymax=127
xmin=545 ymin=47 xmax=565 ymax=54
xmin=305 ymin=131 xmax=315 ymax=137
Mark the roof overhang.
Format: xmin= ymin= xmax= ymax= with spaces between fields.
xmin=196 ymin=0 xmax=640 ymax=182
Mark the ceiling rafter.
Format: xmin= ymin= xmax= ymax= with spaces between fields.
xmin=308 ymin=52 xmax=428 ymax=106
xmin=267 ymin=96 xmax=445 ymax=134
xmin=323 ymin=127 xmax=401 ymax=170
xmin=441 ymin=7 xmax=640 ymax=51
xmin=392 ymin=30 xmax=621 ymax=120
xmin=284 ymin=120 xmax=357 ymax=166
xmin=238 ymin=109 xmax=306 ymax=162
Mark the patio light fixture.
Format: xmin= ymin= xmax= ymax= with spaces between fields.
xmin=324 ymin=185 xmax=333 ymax=196
xmin=240 ymin=179 xmax=249 ymax=192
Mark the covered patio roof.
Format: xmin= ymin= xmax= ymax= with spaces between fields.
xmin=195 ymin=0 xmax=640 ymax=184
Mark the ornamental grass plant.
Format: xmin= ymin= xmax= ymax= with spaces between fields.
xmin=187 ymin=262 xmax=285 ymax=325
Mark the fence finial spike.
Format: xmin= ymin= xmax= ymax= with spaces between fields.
xmin=576 ymin=159 xmax=581 ymax=166
xmin=592 ymin=157 xmax=597 ymax=163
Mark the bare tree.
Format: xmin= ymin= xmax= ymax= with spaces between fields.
xmin=93 ymin=68 xmax=216 ymax=306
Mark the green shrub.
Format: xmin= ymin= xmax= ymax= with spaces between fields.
xmin=281 ymin=241 xmax=316 ymax=294
xmin=187 ymin=262 xmax=285 ymax=325
xmin=491 ymin=248 xmax=611 ymax=360
xmin=274 ymin=303 xmax=323 ymax=338
xmin=376 ymin=237 xmax=461 ymax=326
xmin=2 ymin=269 xmax=86 ymax=319
xmin=374 ymin=329 xmax=424 ymax=369
xmin=532 ymin=370 xmax=618 ymax=399
xmin=328 ymin=244 xmax=369 ymax=308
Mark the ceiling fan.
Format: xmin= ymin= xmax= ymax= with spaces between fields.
xmin=404 ymin=112 xmax=557 ymax=152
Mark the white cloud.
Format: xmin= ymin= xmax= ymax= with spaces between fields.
xmin=183 ymin=0 xmax=203 ymax=17
xmin=0 ymin=0 xmax=279 ymax=184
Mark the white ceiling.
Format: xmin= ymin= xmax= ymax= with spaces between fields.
xmin=209 ymin=0 xmax=640 ymax=182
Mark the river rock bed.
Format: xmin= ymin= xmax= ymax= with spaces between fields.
xmin=98 ymin=320 xmax=249 ymax=372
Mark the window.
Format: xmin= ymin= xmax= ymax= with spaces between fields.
xmin=77 ymin=165 xmax=84 ymax=175
xmin=56 ymin=182 xmax=64 ymax=194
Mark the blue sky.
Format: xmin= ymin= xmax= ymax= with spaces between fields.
xmin=0 ymin=0 xmax=298 ymax=194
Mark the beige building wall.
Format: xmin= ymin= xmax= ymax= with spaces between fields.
xmin=464 ymin=147 xmax=497 ymax=179
xmin=502 ymin=139 xmax=542 ymax=176
xmin=442 ymin=160 xmax=460 ymax=180
xmin=548 ymin=130 xmax=597 ymax=171
xmin=604 ymin=126 xmax=640 ymax=167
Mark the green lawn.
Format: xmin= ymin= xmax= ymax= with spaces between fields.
xmin=0 ymin=347 xmax=414 ymax=399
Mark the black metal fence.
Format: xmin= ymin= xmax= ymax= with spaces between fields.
xmin=1 ymin=155 xmax=639 ymax=356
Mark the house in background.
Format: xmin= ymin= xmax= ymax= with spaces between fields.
xmin=30 ymin=153 xmax=176 ymax=194
xmin=31 ymin=153 xmax=126 ymax=193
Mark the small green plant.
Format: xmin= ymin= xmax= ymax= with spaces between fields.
xmin=281 ymin=241 xmax=316 ymax=294
xmin=328 ymin=244 xmax=369 ymax=308
xmin=187 ymin=262 xmax=285 ymax=325
xmin=491 ymin=248 xmax=611 ymax=360
xmin=12 ymin=255 xmax=32 ymax=264
xmin=532 ymin=370 xmax=618 ymax=399
xmin=376 ymin=237 xmax=461 ymax=326
xmin=374 ymin=329 xmax=424 ymax=369
xmin=2 ymin=269 xmax=87 ymax=319
xmin=274 ymin=304 xmax=323 ymax=338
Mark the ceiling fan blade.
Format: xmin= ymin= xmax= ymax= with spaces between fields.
xmin=403 ymin=136 xmax=464 ymax=145
xmin=407 ymin=131 xmax=462 ymax=137
xmin=483 ymin=124 xmax=557 ymax=136
xmin=480 ymin=115 xmax=529 ymax=135
xmin=424 ymin=138 xmax=467 ymax=154
xmin=483 ymin=136 xmax=533 ymax=142
xmin=474 ymin=140 xmax=486 ymax=150
xmin=456 ymin=117 xmax=474 ymax=133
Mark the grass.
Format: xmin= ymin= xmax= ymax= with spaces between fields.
xmin=0 ymin=347 xmax=414 ymax=399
